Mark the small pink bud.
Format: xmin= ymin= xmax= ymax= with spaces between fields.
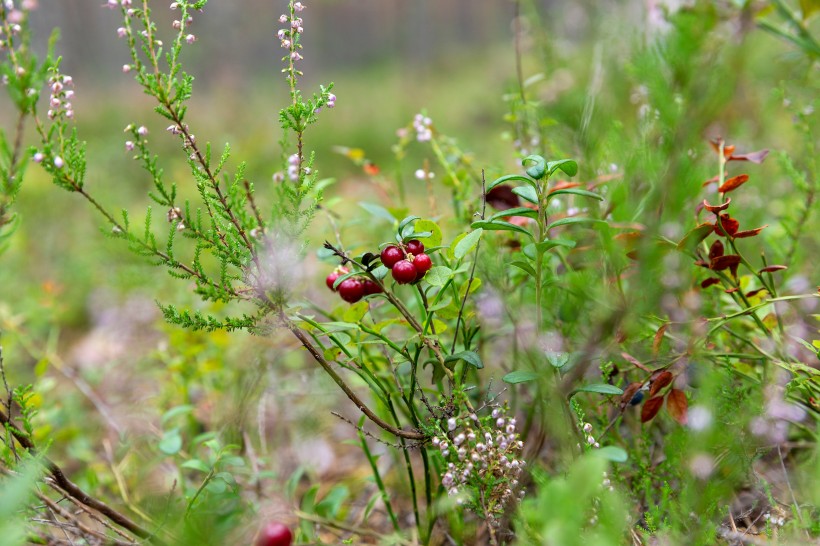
xmin=125 ymin=141 xmax=135 ymax=151
xmin=117 ymin=27 xmax=127 ymax=38
xmin=185 ymin=34 xmax=196 ymax=44
xmin=137 ymin=126 xmax=148 ymax=135
xmin=32 ymin=152 xmax=44 ymax=163
xmin=53 ymin=156 xmax=64 ymax=168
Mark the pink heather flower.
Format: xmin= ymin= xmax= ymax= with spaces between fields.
xmin=121 ymin=0 xmax=131 ymax=6
xmin=172 ymin=20 xmax=181 ymax=29
xmin=296 ymin=26 xmax=303 ymax=34
xmin=287 ymin=153 xmax=300 ymax=166
xmin=62 ymin=75 xmax=73 ymax=85
xmin=22 ymin=0 xmax=38 ymax=9
xmin=53 ymin=156 xmax=64 ymax=168
xmin=290 ymin=18 xmax=301 ymax=29
xmin=32 ymin=152 xmax=44 ymax=163
xmin=47 ymin=110 xmax=55 ymax=119
xmin=137 ymin=126 xmax=148 ymax=135
xmin=122 ymin=64 xmax=132 ymax=73
xmin=279 ymin=14 xmax=288 ymax=23
xmin=170 ymin=2 xmax=179 ymax=9
xmin=277 ymin=29 xmax=287 ymax=39
xmin=51 ymin=81 xmax=63 ymax=93
xmin=50 ymin=97 xmax=61 ymax=108
xmin=281 ymin=39 xmax=291 ymax=48
xmin=185 ymin=34 xmax=196 ymax=44
xmin=104 ymin=0 xmax=118 ymax=8
xmin=65 ymin=109 xmax=74 ymax=118
xmin=16 ymin=67 xmax=25 ymax=76
xmin=447 ymin=418 xmax=457 ymax=431
xmin=326 ymin=93 xmax=336 ymax=108
xmin=290 ymin=52 xmax=303 ymax=61
xmin=125 ymin=141 xmax=135 ymax=151
xmin=117 ymin=27 xmax=127 ymax=38
xmin=293 ymin=2 xmax=304 ymax=12
xmin=64 ymin=90 xmax=74 ymax=99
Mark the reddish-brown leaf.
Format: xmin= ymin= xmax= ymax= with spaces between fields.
xmin=714 ymin=214 xmax=739 ymax=237
xmin=702 ymin=175 xmax=720 ymax=187
xmin=620 ymin=382 xmax=643 ymax=410
xmin=734 ymin=226 xmax=767 ymax=238
xmin=548 ymin=181 xmax=582 ymax=193
xmin=641 ymin=396 xmax=665 ymax=423
xmin=621 ymin=352 xmax=651 ymax=372
xmin=694 ymin=260 xmax=710 ymax=269
xmin=725 ymin=287 xmax=739 ymax=293
xmin=728 ymin=149 xmax=769 ymax=164
xmin=485 ymin=185 xmax=521 ymax=211
xmin=760 ymin=265 xmax=788 ymax=273
xmin=745 ymin=288 xmax=767 ymax=298
xmin=653 ymin=324 xmax=668 ymax=355
xmin=666 ymin=389 xmax=688 ymax=425
xmin=708 ymin=240 xmax=724 ymax=260
xmin=649 ymin=371 xmax=674 ymax=397
xmin=626 ymin=250 xmax=639 ymax=261
xmin=701 ymin=277 xmax=721 ymax=289
xmin=710 ymin=254 xmax=741 ymax=271
xmin=703 ymin=198 xmax=731 ymax=213
xmin=717 ymin=174 xmax=749 ymax=193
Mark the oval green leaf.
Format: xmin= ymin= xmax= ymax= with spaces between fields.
xmin=444 ymin=351 xmax=484 ymax=369
xmin=471 ymin=220 xmax=534 ymax=240
xmin=503 ymin=370 xmax=540 ymax=384
xmin=547 ymin=217 xmax=607 ymax=231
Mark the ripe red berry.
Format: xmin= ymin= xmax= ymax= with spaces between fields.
xmin=392 ymin=260 xmax=417 ymax=284
xmin=362 ymin=279 xmax=383 ymax=296
xmin=325 ymin=266 xmax=349 ymax=291
xmin=412 ymin=253 xmax=432 ymax=277
xmin=256 ymin=522 xmax=293 ymax=546
xmin=380 ymin=245 xmax=404 ymax=269
xmin=338 ymin=278 xmax=365 ymax=303
xmin=405 ymin=239 xmax=424 ymax=256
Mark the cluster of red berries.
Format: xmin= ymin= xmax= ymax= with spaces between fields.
xmin=325 ymin=240 xmax=434 ymax=304
xmin=380 ymin=239 xmax=433 ymax=284
xmin=326 ymin=266 xmax=383 ymax=303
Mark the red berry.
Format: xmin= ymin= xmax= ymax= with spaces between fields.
xmin=412 ymin=253 xmax=432 ymax=277
xmin=392 ymin=260 xmax=417 ymax=284
xmin=325 ymin=266 xmax=349 ymax=291
xmin=362 ymin=280 xmax=383 ymax=295
xmin=405 ymin=239 xmax=424 ymax=256
xmin=338 ymin=278 xmax=365 ymax=303
xmin=256 ymin=522 xmax=293 ymax=546
xmin=380 ymin=245 xmax=404 ymax=269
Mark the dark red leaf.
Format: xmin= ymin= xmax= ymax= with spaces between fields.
xmin=708 ymin=240 xmax=724 ymax=260
xmin=649 ymin=371 xmax=674 ymax=397
xmin=702 ymin=175 xmax=720 ymax=187
xmin=653 ymin=324 xmax=668 ymax=355
xmin=694 ymin=260 xmax=711 ymax=268
xmin=745 ymin=288 xmax=767 ymax=298
xmin=734 ymin=226 xmax=767 ymax=238
xmin=725 ymin=287 xmax=739 ymax=293
xmin=714 ymin=214 xmax=739 ymax=237
xmin=620 ymin=382 xmax=643 ymax=410
xmin=666 ymin=389 xmax=688 ymax=425
xmin=703 ymin=198 xmax=731 ymax=213
xmin=710 ymin=255 xmax=741 ymax=271
xmin=728 ymin=149 xmax=769 ymax=164
xmin=759 ymin=265 xmax=788 ymax=273
xmin=485 ymin=185 xmax=521 ymax=211
xmin=641 ymin=396 xmax=665 ymax=423
xmin=701 ymin=277 xmax=721 ymax=289
xmin=717 ymin=174 xmax=749 ymax=193
xmin=621 ymin=352 xmax=651 ymax=372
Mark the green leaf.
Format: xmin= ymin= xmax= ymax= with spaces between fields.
xmin=523 ymin=239 xmax=577 ymax=260
xmin=547 ymin=159 xmax=578 ymax=177
xmin=523 ymin=154 xmax=547 ymax=179
xmin=547 ymin=217 xmax=607 ymax=231
xmin=571 ymin=384 xmax=624 ymax=396
xmin=180 ymin=459 xmax=211 ymax=473
xmin=398 ymin=215 xmax=420 ymax=234
xmin=512 ymin=185 xmax=538 ymax=204
xmin=414 ymin=219 xmax=443 ymax=248
xmin=425 ymin=266 xmax=454 ymax=287
xmin=453 ymin=228 xmax=483 ymax=260
xmin=471 ymin=220 xmax=534 ymax=240
xmin=359 ymin=202 xmax=396 ymax=224
xmin=159 ymin=429 xmax=183 ymax=455
xmin=488 ymin=207 xmax=539 ymax=221
xmin=343 ymin=301 xmax=369 ymax=322
xmin=503 ymin=370 xmax=540 ymax=384
xmin=509 ymin=260 xmax=536 ymax=277
xmin=547 ymin=188 xmax=602 ymax=201
xmin=593 ymin=446 xmax=629 ymax=463
xmin=547 ymin=352 xmax=570 ymax=368
xmin=676 ymin=223 xmax=714 ymax=252
xmin=486 ymin=174 xmax=537 ymax=192
xmin=161 ymin=405 xmax=194 ymax=425
xmin=444 ymin=350 xmax=484 ymax=369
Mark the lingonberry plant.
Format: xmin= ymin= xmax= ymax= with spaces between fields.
xmin=1 ymin=0 xmax=819 ymax=545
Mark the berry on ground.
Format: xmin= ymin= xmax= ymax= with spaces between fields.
xmin=325 ymin=266 xmax=349 ymax=291
xmin=405 ymin=239 xmax=424 ymax=256
xmin=380 ymin=245 xmax=404 ymax=268
xmin=256 ymin=522 xmax=293 ymax=546
xmin=412 ymin=253 xmax=433 ymax=277
xmin=362 ymin=279 xmax=383 ymax=295
xmin=338 ymin=278 xmax=365 ymax=303
xmin=392 ymin=260 xmax=417 ymax=284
